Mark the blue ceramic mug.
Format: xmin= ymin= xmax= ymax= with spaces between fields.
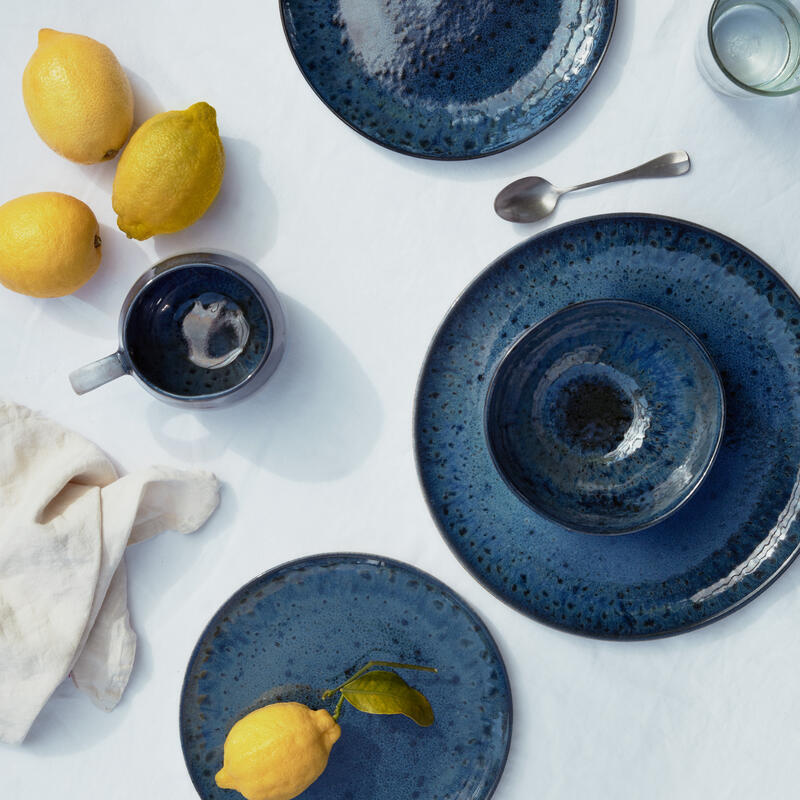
xmin=69 ymin=251 xmax=287 ymax=408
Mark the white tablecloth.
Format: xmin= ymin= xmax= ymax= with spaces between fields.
xmin=2 ymin=2 xmax=800 ymax=798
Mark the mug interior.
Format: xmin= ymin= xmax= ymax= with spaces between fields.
xmin=122 ymin=263 xmax=273 ymax=400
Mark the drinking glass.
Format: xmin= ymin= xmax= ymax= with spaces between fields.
xmin=697 ymin=0 xmax=800 ymax=96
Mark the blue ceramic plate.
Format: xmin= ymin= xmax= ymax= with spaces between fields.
xmin=180 ymin=554 xmax=512 ymax=799
xmin=415 ymin=214 xmax=800 ymax=638
xmin=280 ymin=0 xmax=617 ymax=160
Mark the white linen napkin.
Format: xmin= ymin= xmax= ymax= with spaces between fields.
xmin=0 ymin=401 xmax=220 ymax=744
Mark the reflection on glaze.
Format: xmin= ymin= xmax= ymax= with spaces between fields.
xmin=531 ymin=348 xmax=651 ymax=463
xmin=181 ymin=293 xmax=250 ymax=370
xmin=691 ymin=466 xmax=800 ymax=603
xmin=337 ymin=0 xmax=490 ymax=80
xmin=125 ymin=265 xmax=271 ymax=398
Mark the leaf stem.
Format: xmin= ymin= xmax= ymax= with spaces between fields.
xmin=322 ymin=661 xmax=438 ymax=699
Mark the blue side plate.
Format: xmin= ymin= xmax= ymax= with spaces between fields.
xmin=414 ymin=214 xmax=800 ymax=638
xmin=280 ymin=0 xmax=617 ymax=159
xmin=180 ymin=554 xmax=512 ymax=799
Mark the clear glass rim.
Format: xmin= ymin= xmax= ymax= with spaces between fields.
xmin=707 ymin=0 xmax=800 ymax=96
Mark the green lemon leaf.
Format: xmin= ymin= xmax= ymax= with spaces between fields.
xmin=340 ymin=670 xmax=434 ymax=727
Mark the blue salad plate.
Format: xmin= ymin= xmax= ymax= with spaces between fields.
xmin=180 ymin=553 xmax=512 ymax=799
xmin=414 ymin=213 xmax=800 ymax=639
xmin=280 ymin=0 xmax=617 ymax=159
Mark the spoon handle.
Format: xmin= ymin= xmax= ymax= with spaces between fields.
xmin=568 ymin=151 xmax=691 ymax=193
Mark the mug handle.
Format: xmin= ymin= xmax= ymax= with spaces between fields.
xmin=69 ymin=351 xmax=129 ymax=395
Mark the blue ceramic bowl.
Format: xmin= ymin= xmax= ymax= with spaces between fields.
xmin=485 ymin=300 xmax=726 ymax=535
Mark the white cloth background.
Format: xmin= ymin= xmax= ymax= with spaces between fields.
xmin=1 ymin=1 xmax=799 ymax=798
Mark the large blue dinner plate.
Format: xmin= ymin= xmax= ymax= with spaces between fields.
xmin=414 ymin=214 xmax=800 ymax=639
xmin=280 ymin=0 xmax=617 ymax=159
xmin=180 ymin=554 xmax=512 ymax=799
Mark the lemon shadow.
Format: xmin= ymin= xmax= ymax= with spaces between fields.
xmin=309 ymin=726 xmax=381 ymax=799
xmin=126 ymin=67 xmax=166 ymax=129
xmin=152 ymin=137 xmax=279 ymax=264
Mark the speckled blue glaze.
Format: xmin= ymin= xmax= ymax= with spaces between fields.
xmin=280 ymin=0 xmax=617 ymax=159
xmin=415 ymin=214 xmax=800 ymax=638
xmin=486 ymin=299 xmax=725 ymax=535
xmin=180 ymin=554 xmax=512 ymax=800
xmin=124 ymin=265 xmax=272 ymax=397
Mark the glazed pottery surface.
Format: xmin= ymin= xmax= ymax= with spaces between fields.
xmin=415 ymin=214 xmax=800 ymax=638
xmin=486 ymin=299 xmax=725 ymax=535
xmin=281 ymin=0 xmax=617 ymax=159
xmin=180 ymin=554 xmax=512 ymax=799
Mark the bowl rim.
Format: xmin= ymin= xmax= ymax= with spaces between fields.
xmin=482 ymin=297 xmax=727 ymax=535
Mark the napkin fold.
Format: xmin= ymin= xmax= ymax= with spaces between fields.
xmin=0 ymin=401 xmax=220 ymax=744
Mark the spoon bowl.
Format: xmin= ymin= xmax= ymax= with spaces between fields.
xmin=494 ymin=177 xmax=562 ymax=223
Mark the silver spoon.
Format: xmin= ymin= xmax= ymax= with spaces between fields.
xmin=494 ymin=151 xmax=691 ymax=223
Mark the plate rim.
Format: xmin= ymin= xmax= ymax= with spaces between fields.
xmin=412 ymin=211 xmax=800 ymax=640
xmin=178 ymin=551 xmax=514 ymax=799
xmin=278 ymin=0 xmax=619 ymax=161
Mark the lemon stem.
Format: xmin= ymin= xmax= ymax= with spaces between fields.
xmin=321 ymin=661 xmax=438 ymax=699
xmin=331 ymin=693 xmax=345 ymax=722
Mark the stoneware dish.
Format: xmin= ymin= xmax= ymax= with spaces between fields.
xmin=280 ymin=0 xmax=617 ymax=159
xmin=485 ymin=299 xmax=725 ymax=535
xmin=415 ymin=214 xmax=800 ymax=638
xmin=69 ymin=251 xmax=286 ymax=408
xmin=180 ymin=553 xmax=512 ymax=800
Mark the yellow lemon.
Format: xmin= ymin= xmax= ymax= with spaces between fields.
xmin=215 ymin=702 xmax=341 ymax=800
xmin=22 ymin=28 xmax=133 ymax=164
xmin=0 ymin=192 xmax=101 ymax=297
xmin=112 ymin=102 xmax=224 ymax=240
